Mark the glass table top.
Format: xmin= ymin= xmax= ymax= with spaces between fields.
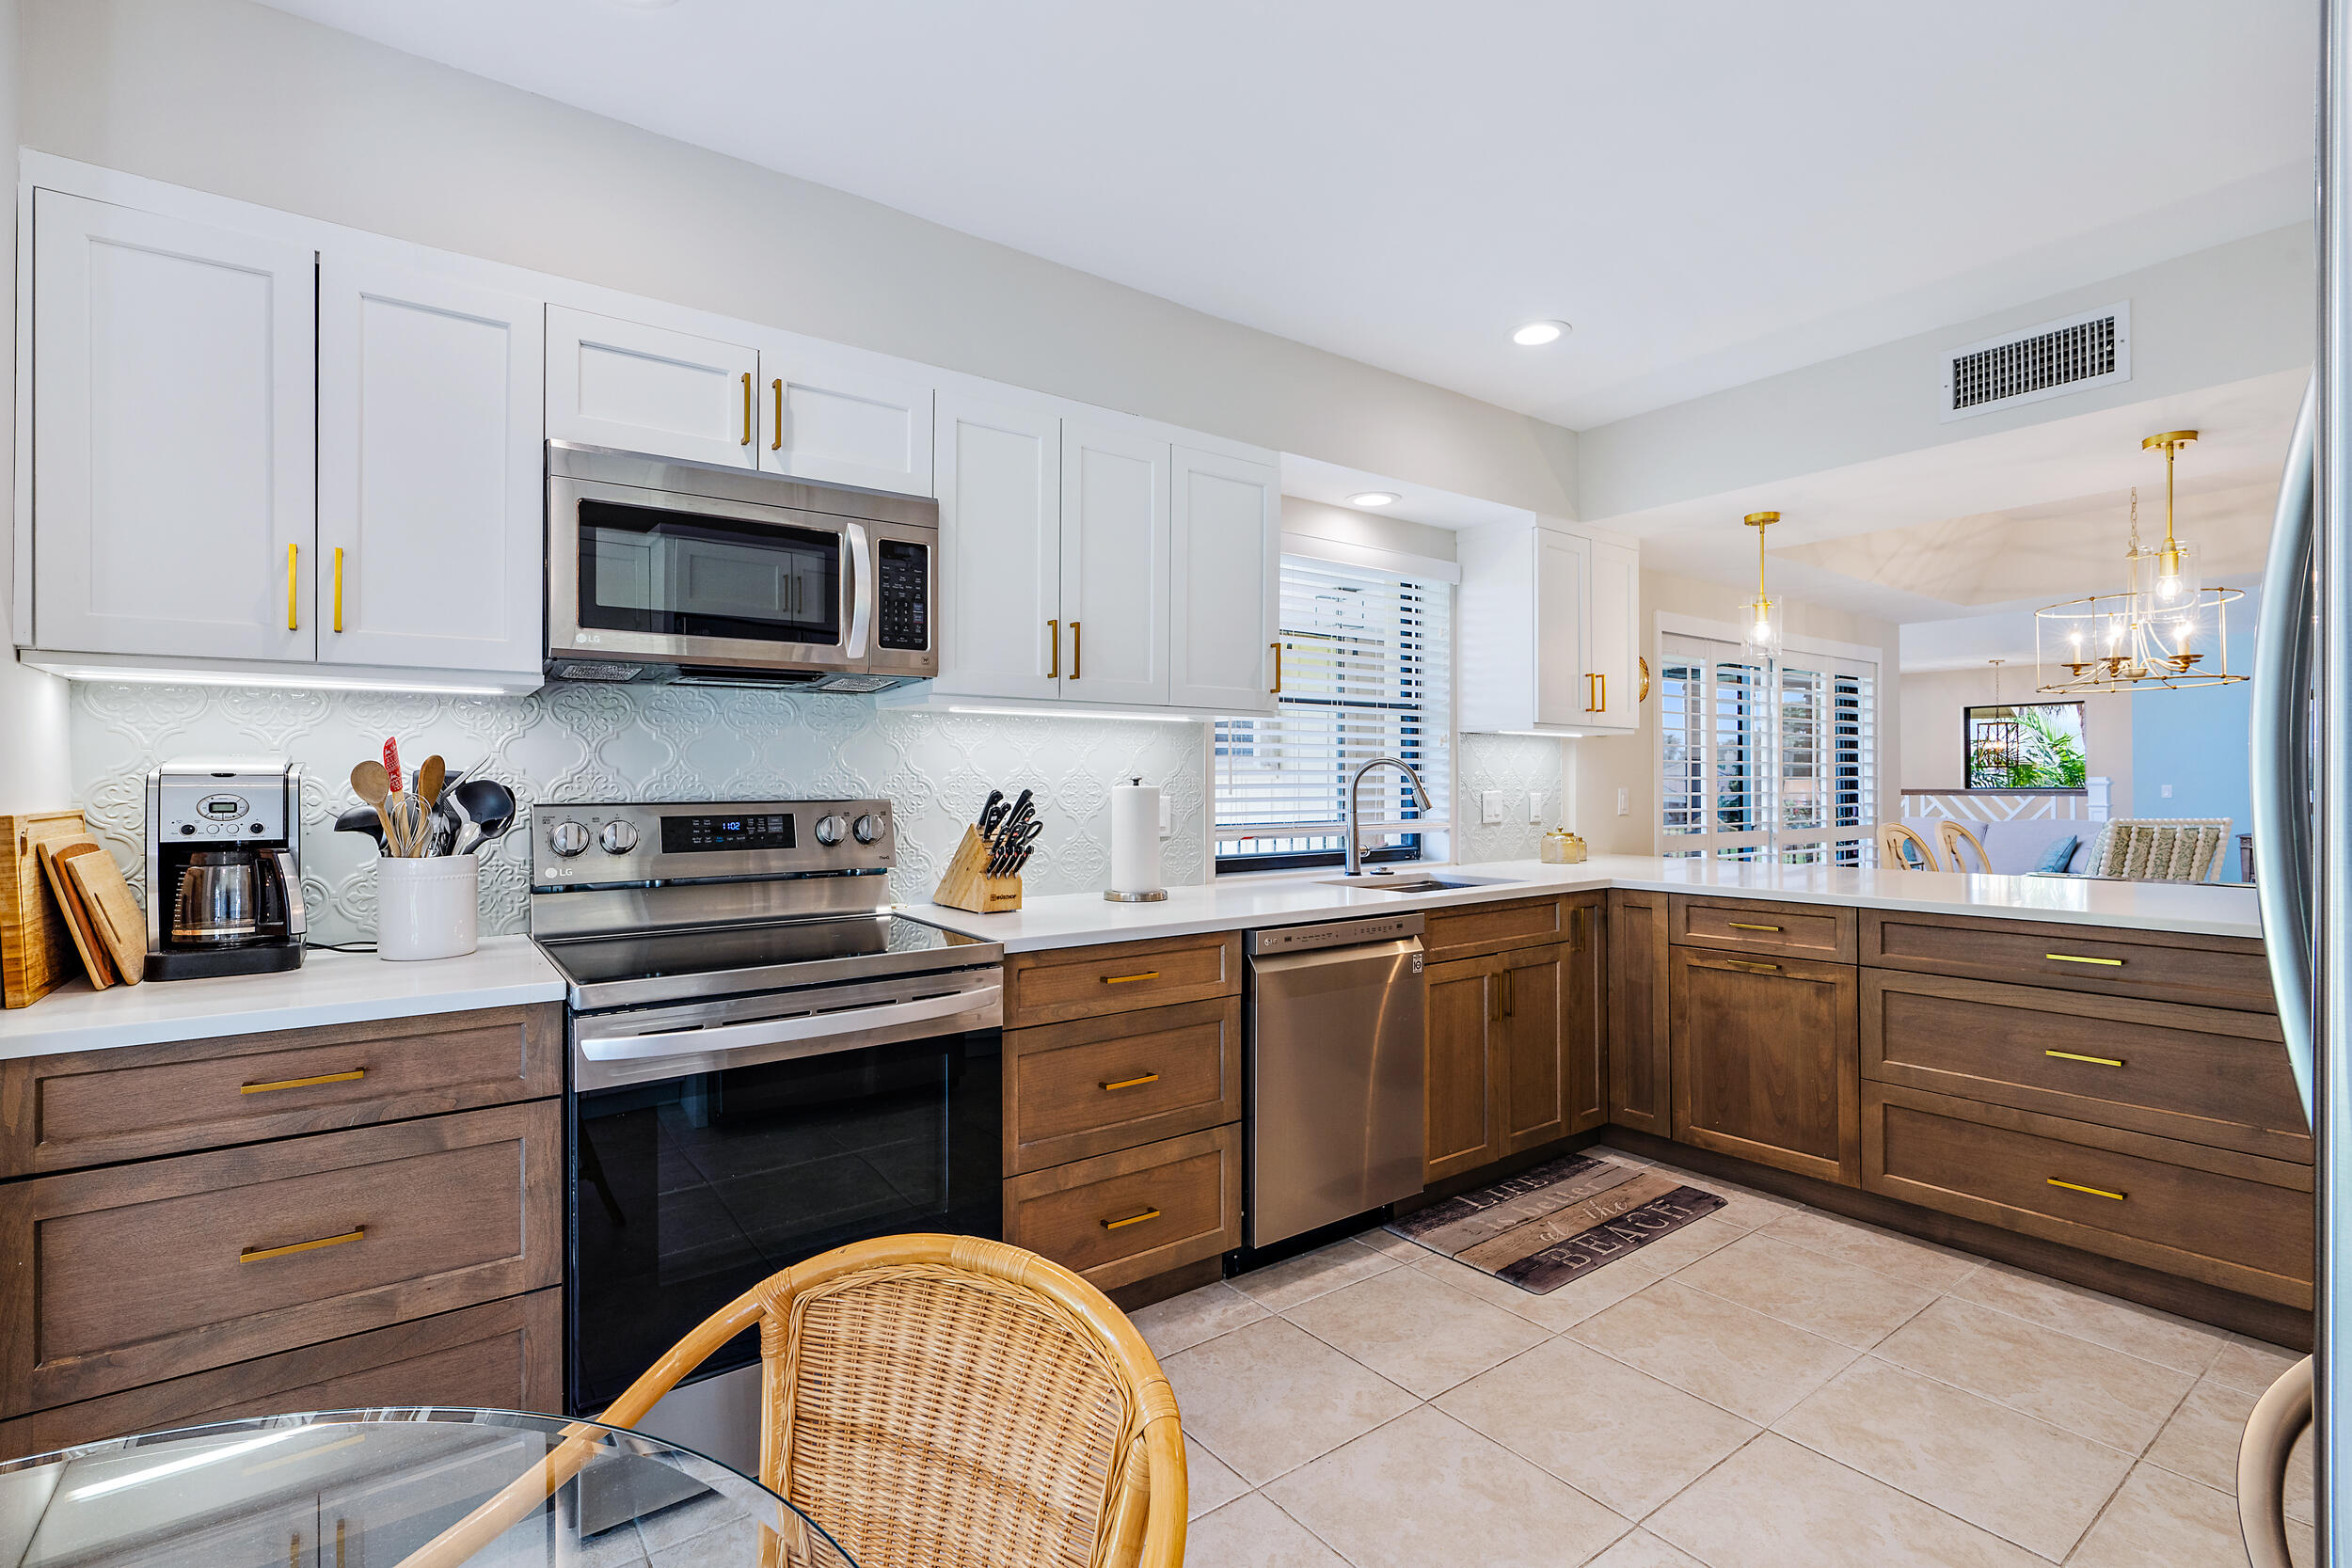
xmin=0 ymin=1408 xmax=854 ymax=1568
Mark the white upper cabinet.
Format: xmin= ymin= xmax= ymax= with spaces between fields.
xmin=758 ymin=344 xmax=933 ymax=496
xmin=317 ymin=257 xmax=545 ymax=673
xmin=1168 ymin=445 xmax=1279 ymax=713
xmin=1458 ymin=520 xmax=1639 ymax=736
xmin=1058 ymin=420 xmax=1168 ymax=707
xmin=933 ymin=392 xmax=1062 ymax=701
xmin=547 ymin=306 xmax=759 ymax=467
xmin=30 ymin=190 xmax=317 ymax=661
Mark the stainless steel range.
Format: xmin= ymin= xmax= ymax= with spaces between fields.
xmin=530 ymin=798 xmax=1002 ymax=1483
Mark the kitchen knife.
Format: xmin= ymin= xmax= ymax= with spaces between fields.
xmin=997 ymin=789 xmax=1036 ymax=844
xmin=974 ymin=789 xmax=1003 ymax=832
xmin=990 ymin=819 xmax=1041 ymax=876
xmin=1006 ymin=844 xmax=1035 ymax=878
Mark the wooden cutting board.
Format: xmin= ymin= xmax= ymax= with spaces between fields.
xmin=62 ymin=846 xmax=146 ymax=986
xmin=1 ymin=810 xmax=86 ymax=1007
xmin=37 ymin=839 xmax=115 ymax=991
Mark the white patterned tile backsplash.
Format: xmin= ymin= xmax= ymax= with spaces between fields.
xmin=70 ymin=683 xmax=1208 ymax=945
xmin=1454 ymin=732 xmax=1569 ymax=863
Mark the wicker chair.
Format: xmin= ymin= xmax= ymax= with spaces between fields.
xmin=1935 ymin=818 xmax=1994 ymax=875
xmin=391 ymin=1236 xmax=1186 ymax=1568
xmin=1877 ymin=821 xmax=1940 ymax=870
xmin=2084 ymin=816 xmax=2233 ymax=882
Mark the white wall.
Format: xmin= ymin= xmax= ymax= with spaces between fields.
xmin=22 ymin=0 xmax=1580 ymax=518
xmin=1898 ymin=667 xmax=2133 ymax=814
xmin=0 ymin=0 xmax=70 ymax=815
xmin=1279 ymin=497 xmax=1460 ymax=568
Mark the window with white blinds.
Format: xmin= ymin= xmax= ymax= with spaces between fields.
xmin=1213 ymin=559 xmax=1451 ymax=867
xmin=1660 ymin=631 xmax=1878 ymax=864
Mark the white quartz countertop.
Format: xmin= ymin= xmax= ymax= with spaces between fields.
xmin=0 ymin=935 xmax=567 ymax=1060
xmin=906 ymin=854 xmax=2266 ymax=952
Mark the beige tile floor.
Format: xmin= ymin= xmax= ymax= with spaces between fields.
xmin=1138 ymin=1153 xmax=2314 ymax=1568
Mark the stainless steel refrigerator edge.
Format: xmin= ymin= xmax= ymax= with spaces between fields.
xmin=1245 ymin=914 xmax=1427 ymax=1248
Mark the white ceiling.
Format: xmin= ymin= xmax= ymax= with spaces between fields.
xmin=255 ymin=0 xmax=2314 ymax=431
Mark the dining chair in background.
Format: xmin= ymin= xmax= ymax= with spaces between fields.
xmin=1877 ymin=822 xmax=1941 ymax=870
xmin=1935 ymin=819 xmax=1994 ymax=875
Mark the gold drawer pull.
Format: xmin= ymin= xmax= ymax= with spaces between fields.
xmin=1102 ymin=1208 xmax=1162 ymax=1231
xmin=2045 ymin=953 xmax=2123 ymax=967
xmin=242 ymin=1068 xmax=367 ymax=1095
xmin=2046 ymin=1179 xmax=2125 ymax=1202
xmin=1723 ymin=958 xmax=1780 ymax=974
xmin=2045 ymin=1050 xmax=2124 ymax=1069
xmin=1727 ymin=922 xmax=1782 ymax=932
xmin=1101 ymin=971 xmax=1161 ymax=985
xmin=242 ymin=1227 xmax=366 ymax=1263
xmin=1102 ymin=1072 xmax=1161 ymax=1092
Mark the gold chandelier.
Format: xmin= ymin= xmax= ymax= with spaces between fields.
xmin=2035 ymin=430 xmax=2245 ymax=693
xmin=1741 ymin=511 xmax=1782 ymax=660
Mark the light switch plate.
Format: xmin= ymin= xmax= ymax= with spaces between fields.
xmin=1159 ymin=793 xmax=1172 ymax=837
xmin=1530 ymin=794 xmax=1544 ymax=823
xmin=2160 ymin=784 xmax=2174 ymax=799
xmin=1616 ymin=787 xmax=1629 ymax=816
xmin=1481 ymin=790 xmax=1504 ymax=826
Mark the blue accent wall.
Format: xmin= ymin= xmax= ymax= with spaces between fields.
xmin=2130 ymin=626 xmax=2254 ymax=853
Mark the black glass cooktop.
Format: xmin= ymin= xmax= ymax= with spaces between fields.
xmin=544 ymin=914 xmax=979 ymax=990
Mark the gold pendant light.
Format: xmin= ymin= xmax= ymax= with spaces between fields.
xmin=1741 ymin=511 xmax=1782 ymax=660
xmin=2035 ymin=430 xmax=2245 ymax=693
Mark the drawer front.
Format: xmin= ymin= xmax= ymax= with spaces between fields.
xmin=1864 ymin=1085 xmax=2312 ymax=1307
xmin=0 ymin=1291 xmax=562 ymax=1459
xmin=0 ymin=1005 xmax=562 ymax=1176
xmin=0 ymin=1102 xmax=562 ymax=1416
xmin=1423 ymin=896 xmax=1567 ymax=960
xmin=1006 ymin=997 xmax=1240 ymax=1175
xmin=1863 ymin=911 xmax=2275 ymax=1012
xmin=1005 ymin=933 xmax=1241 ymax=1028
xmin=1672 ymin=896 xmax=1857 ymax=961
xmin=1864 ymin=971 xmax=2308 ymax=1162
xmin=1004 ymin=1125 xmax=1240 ymax=1291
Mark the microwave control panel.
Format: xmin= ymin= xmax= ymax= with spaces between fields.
xmin=876 ymin=539 xmax=930 ymax=652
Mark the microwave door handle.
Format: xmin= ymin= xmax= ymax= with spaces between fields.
xmin=270 ymin=848 xmax=309 ymax=938
xmin=576 ymin=985 xmax=998 ymax=1064
xmin=845 ymin=521 xmax=872 ymax=662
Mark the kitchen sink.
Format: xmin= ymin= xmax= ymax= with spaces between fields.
xmin=1316 ymin=873 xmax=1517 ymax=894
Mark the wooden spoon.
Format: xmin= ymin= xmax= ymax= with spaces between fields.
xmin=351 ymin=760 xmax=402 ymax=857
xmin=415 ymin=755 xmax=447 ymax=856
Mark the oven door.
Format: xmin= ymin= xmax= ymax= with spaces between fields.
xmin=565 ymin=973 xmax=1002 ymax=1417
xmin=548 ymin=472 xmax=867 ymax=675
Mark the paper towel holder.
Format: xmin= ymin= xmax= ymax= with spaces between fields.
xmin=1106 ymin=776 xmax=1169 ymax=901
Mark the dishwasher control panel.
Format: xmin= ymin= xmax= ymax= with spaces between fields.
xmin=1247 ymin=912 xmax=1424 ymax=956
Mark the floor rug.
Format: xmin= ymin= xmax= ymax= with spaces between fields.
xmin=1386 ymin=1152 xmax=1726 ymax=1294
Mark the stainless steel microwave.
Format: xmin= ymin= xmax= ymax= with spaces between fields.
xmin=544 ymin=441 xmax=938 ymax=691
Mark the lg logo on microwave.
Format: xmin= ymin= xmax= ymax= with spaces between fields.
xmin=574 ymin=632 xmax=602 ymax=644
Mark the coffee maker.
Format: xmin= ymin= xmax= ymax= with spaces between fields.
xmin=144 ymin=760 xmax=308 ymax=980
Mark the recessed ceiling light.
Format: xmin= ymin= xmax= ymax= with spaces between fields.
xmin=1348 ymin=491 xmax=1400 ymax=508
xmin=1512 ymin=320 xmax=1571 ymax=347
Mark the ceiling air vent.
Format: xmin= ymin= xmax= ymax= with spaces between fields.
xmin=1940 ymin=302 xmax=2130 ymax=422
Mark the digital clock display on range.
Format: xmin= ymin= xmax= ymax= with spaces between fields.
xmin=659 ymin=813 xmax=795 ymax=854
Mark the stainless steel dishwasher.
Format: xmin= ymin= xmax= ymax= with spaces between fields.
xmin=1246 ymin=912 xmax=1427 ymax=1248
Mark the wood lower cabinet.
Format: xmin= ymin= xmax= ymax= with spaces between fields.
xmin=1608 ymin=889 xmax=1671 ymax=1136
xmin=1423 ymin=953 xmax=1502 ymax=1181
xmin=1671 ymin=945 xmax=1860 ymax=1186
xmin=1005 ymin=1125 xmax=1241 ymax=1291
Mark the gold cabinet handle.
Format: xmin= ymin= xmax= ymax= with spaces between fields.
xmin=2046 ymin=1178 xmax=2126 ymax=1201
xmin=1271 ymin=641 xmax=1283 ymax=695
xmin=242 ymin=1068 xmax=367 ymax=1095
xmin=1046 ymin=618 xmax=1060 ymax=678
xmin=287 ymin=543 xmax=299 ymax=630
xmin=1103 ymin=1208 xmax=1162 ymax=1231
xmin=332 ymin=546 xmax=344 ymax=633
xmin=1584 ymin=673 xmax=1597 ymax=713
xmin=1071 ymin=620 xmax=1082 ymax=679
xmin=1597 ymin=673 xmax=1606 ymax=711
xmin=2045 ymin=953 xmax=2124 ymax=967
xmin=243 ymin=1226 xmax=365 ymax=1263
xmin=771 ymin=377 xmax=784 ymax=451
xmin=1101 ymin=971 xmax=1160 ymax=985
xmin=1728 ymin=922 xmax=1782 ymax=931
xmin=1502 ymin=967 xmax=1515 ymax=1017
xmin=740 ymin=372 xmax=754 ymax=445
xmin=1723 ymin=958 xmax=1781 ymax=974
xmin=2044 ymin=1050 xmax=2124 ymax=1069
xmin=1102 ymin=1072 xmax=1161 ymax=1092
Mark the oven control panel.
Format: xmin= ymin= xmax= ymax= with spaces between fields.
xmin=532 ymin=799 xmax=892 ymax=890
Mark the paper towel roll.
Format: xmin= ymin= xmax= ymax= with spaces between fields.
xmin=1107 ymin=778 xmax=1166 ymax=901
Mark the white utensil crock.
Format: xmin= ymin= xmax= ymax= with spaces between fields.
xmin=375 ymin=854 xmax=479 ymax=960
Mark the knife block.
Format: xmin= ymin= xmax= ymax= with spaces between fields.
xmin=931 ymin=826 xmax=1023 ymax=914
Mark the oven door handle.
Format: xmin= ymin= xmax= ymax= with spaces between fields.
xmin=845 ymin=520 xmax=872 ymax=662
xmin=576 ymin=985 xmax=996 ymax=1064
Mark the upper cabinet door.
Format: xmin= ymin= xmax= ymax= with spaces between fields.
xmin=546 ymin=306 xmax=758 ymax=467
xmin=1533 ymin=529 xmax=1591 ymax=727
xmin=31 ymin=191 xmax=316 ymax=661
xmin=1059 ymin=421 xmax=1169 ymax=706
xmin=1168 ymin=446 xmax=1279 ymax=714
xmin=933 ymin=392 xmax=1062 ymax=701
xmin=758 ymin=346 xmax=934 ymax=497
xmin=317 ymin=258 xmax=545 ymax=674
xmin=1585 ymin=537 xmax=1641 ymax=734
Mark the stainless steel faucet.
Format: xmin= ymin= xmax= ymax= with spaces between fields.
xmin=1344 ymin=756 xmax=1432 ymax=876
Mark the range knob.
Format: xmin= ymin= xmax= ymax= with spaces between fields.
xmin=547 ymin=820 xmax=591 ymax=857
xmin=814 ymin=814 xmax=850 ymax=847
xmin=598 ymin=820 xmax=640 ymax=854
xmin=852 ymin=813 xmax=885 ymax=845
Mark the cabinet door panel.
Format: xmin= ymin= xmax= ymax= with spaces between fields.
xmin=1499 ymin=948 xmax=1565 ymax=1152
xmin=1168 ymin=446 xmax=1278 ymax=712
xmin=934 ymin=393 xmax=1061 ymax=700
xmin=1060 ymin=421 xmax=1168 ymax=705
xmin=1670 ymin=947 xmax=1860 ymax=1185
xmin=318 ymin=258 xmax=543 ymax=673
xmin=546 ymin=306 xmax=757 ymax=467
xmin=31 ymin=190 xmax=315 ymax=660
xmin=1424 ymin=955 xmax=1500 ymax=1181
xmin=1533 ymin=530 xmax=1589 ymax=727
xmin=1586 ymin=537 xmax=1640 ymax=733
xmin=759 ymin=349 xmax=932 ymax=496
xmin=1608 ymin=889 xmax=1673 ymax=1136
